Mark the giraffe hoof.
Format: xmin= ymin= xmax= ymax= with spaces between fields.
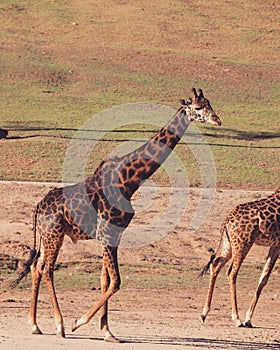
xmin=31 ymin=325 xmax=43 ymax=335
xmin=200 ymin=314 xmax=206 ymax=323
xmin=71 ymin=319 xmax=78 ymax=332
xmin=56 ymin=326 xmax=66 ymax=338
xmin=56 ymin=331 xmax=66 ymax=338
xmin=236 ymin=321 xmax=245 ymax=328
xmin=244 ymin=320 xmax=253 ymax=328
xmin=104 ymin=331 xmax=120 ymax=343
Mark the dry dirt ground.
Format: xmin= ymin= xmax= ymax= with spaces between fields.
xmin=0 ymin=182 xmax=279 ymax=350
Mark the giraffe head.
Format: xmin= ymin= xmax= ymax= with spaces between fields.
xmin=180 ymin=88 xmax=221 ymax=126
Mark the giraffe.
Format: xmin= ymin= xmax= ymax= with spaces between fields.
xmin=200 ymin=187 xmax=280 ymax=328
xmin=11 ymin=88 xmax=221 ymax=342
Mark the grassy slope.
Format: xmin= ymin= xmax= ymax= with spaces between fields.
xmin=0 ymin=0 xmax=279 ymax=188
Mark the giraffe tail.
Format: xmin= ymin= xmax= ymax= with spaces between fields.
xmin=199 ymin=249 xmax=216 ymax=277
xmin=199 ymin=221 xmax=228 ymax=278
xmin=10 ymin=205 xmax=39 ymax=289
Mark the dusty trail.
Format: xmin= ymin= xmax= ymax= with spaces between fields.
xmin=0 ymin=182 xmax=279 ymax=349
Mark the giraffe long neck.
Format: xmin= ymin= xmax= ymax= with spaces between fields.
xmin=118 ymin=107 xmax=191 ymax=198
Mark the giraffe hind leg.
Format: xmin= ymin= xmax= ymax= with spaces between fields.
xmin=38 ymin=231 xmax=66 ymax=337
xmin=42 ymin=265 xmax=65 ymax=337
xmin=201 ymin=255 xmax=231 ymax=323
xmin=29 ymin=262 xmax=43 ymax=334
xmin=201 ymin=235 xmax=232 ymax=324
xmin=227 ymin=242 xmax=253 ymax=327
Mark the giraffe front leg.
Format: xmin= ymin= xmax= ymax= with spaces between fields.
xmin=72 ymin=246 xmax=120 ymax=342
xmin=244 ymin=246 xmax=279 ymax=328
xmin=99 ymin=253 xmax=119 ymax=343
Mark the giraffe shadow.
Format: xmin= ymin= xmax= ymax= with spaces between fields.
xmin=203 ymin=128 xmax=280 ymax=141
xmin=68 ymin=334 xmax=280 ymax=349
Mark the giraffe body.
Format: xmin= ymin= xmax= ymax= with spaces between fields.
xmin=12 ymin=88 xmax=221 ymax=341
xmin=201 ymin=188 xmax=280 ymax=327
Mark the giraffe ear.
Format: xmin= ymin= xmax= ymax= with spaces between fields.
xmin=197 ymin=88 xmax=204 ymax=98
xmin=179 ymin=99 xmax=186 ymax=106
xmin=180 ymin=98 xmax=192 ymax=106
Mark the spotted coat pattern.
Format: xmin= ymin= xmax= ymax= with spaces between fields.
xmin=12 ymin=88 xmax=221 ymax=341
xmin=201 ymin=187 xmax=280 ymax=328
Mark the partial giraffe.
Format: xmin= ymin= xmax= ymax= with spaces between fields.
xmin=12 ymin=88 xmax=221 ymax=342
xmin=200 ymin=187 xmax=280 ymax=327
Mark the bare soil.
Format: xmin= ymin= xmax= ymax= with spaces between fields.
xmin=0 ymin=182 xmax=279 ymax=349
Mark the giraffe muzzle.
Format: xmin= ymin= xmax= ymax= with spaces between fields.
xmin=211 ymin=116 xmax=222 ymax=126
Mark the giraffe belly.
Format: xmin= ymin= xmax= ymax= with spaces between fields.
xmin=66 ymin=226 xmax=95 ymax=243
xmin=64 ymin=215 xmax=98 ymax=243
xmin=255 ymin=232 xmax=280 ymax=247
xmin=37 ymin=207 xmax=97 ymax=244
xmin=255 ymin=213 xmax=280 ymax=246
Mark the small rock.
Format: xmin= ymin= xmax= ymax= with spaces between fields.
xmin=0 ymin=129 xmax=8 ymax=139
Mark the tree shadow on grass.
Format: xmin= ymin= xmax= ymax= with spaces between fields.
xmin=2 ymin=126 xmax=280 ymax=149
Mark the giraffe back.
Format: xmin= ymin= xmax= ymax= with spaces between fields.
xmin=225 ymin=188 xmax=280 ymax=247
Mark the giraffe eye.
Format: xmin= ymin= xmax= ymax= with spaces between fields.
xmin=195 ymin=107 xmax=202 ymax=111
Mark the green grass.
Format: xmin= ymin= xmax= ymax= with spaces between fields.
xmin=0 ymin=0 xmax=279 ymax=188
xmin=3 ymin=262 xmax=199 ymax=291
xmin=4 ymin=261 xmax=279 ymax=292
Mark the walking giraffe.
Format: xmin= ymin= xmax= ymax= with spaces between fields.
xmin=200 ymin=188 xmax=280 ymax=327
xmin=12 ymin=88 xmax=221 ymax=342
